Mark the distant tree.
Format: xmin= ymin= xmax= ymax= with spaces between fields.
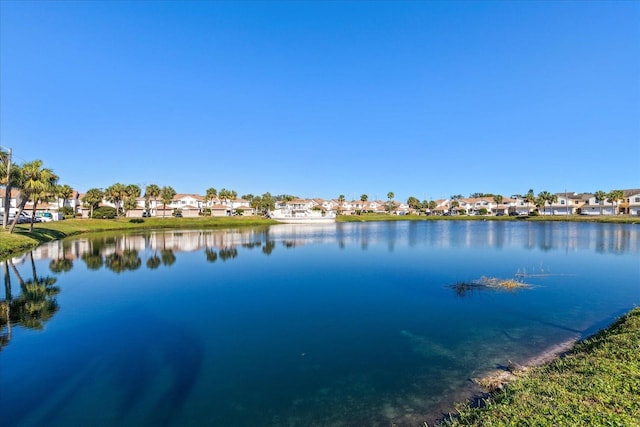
xmin=9 ymin=160 xmax=58 ymax=233
xmin=82 ymin=188 xmax=104 ymax=219
xmin=205 ymin=187 xmax=218 ymax=216
xmin=450 ymin=194 xmax=463 ymax=200
xmin=1 ymin=148 xmax=21 ymax=228
xmin=594 ymin=190 xmax=607 ymax=215
xmin=251 ymin=192 xmax=275 ymax=215
xmin=338 ymin=194 xmax=345 ymax=203
xmin=360 ymin=194 xmax=368 ymax=202
xmin=428 ymin=200 xmax=437 ymax=210
xmin=524 ymin=189 xmax=535 ymax=214
xmin=123 ymin=184 xmax=141 ymax=216
xmin=407 ymin=196 xmax=421 ymax=210
xmin=144 ymin=184 xmax=161 ymax=215
xmin=387 ymin=192 xmax=394 ymax=201
xmin=274 ymin=194 xmax=296 ymax=202
xmin=105 ymin=183 xmax=126 ymax=216
xmin=160 ymin=186 xmax=176 ymax=217
xmin=536 ymin=191 xmax=554 ymax=215
xmin=493 ymin=194 xmax=504 ymax=214
xmin=607 ymin=190 xmax=624 ymax=215
xmin=55 ymin=184 xmax=74 ymax=210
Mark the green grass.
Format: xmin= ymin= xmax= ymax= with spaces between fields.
xmin=337 ymin=213 xmax=640 ymax=224
xmin=442 ymin=307 xmax=640 ymax=426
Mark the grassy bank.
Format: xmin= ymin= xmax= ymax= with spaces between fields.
xmin=337 ymin=213 xmax=640 ymax=224
xmin=441 ymin=307 xmax=640 ymax=426
xmin=0 ymin=216 xmax=276 ymax=260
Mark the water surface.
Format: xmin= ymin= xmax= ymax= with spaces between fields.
xmin=1 ymin=221 xmax=638 ymax=426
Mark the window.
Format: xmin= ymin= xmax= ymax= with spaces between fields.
xmin=635 ymin=197 xmax=640 ymax=203
xmin=560 ymin=200 xmax=565 ymax=205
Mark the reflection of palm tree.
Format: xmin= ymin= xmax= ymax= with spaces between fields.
xmin=1 ymin=261 xmax=13 ymax=348
xmin=218 ymin=247 xmax=238 ymax=262
xmin=1 ymin=255 xmax=60 ymax=343
xmin=105 ymin=249 xmax=142 ymax=274
xmin=81 ymin=239 xmax=105 ymax=270
xmin=49 ymin=258 xmax=73 ymax=273
xmin=205 ymin=248 xmax=218 ymax=263
xmin=146 ymin=253 xmax=161 ymax=269
xmin=262 ymin=241 xmax=276 ymax=255
xmin=160 ymin=249 xmax=176 ymax=266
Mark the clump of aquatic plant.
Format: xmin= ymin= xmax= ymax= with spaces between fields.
xmin=449 ymin=276 xmax=530 ymax=296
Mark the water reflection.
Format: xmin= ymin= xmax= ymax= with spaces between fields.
xmin=1 ymin=254 xmax=59 ymax=350
xmin=15 ymin=222 xmax=639 ymax=273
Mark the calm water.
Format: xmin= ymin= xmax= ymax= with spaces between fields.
xmin=1 ymin=221 xmax=639 ymax=426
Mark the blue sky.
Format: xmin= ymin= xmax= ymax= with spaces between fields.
xmin=1 ymin=1 xmax=638 ymax=201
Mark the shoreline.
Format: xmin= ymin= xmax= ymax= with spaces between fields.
xmin=437 ymin=308 xmax=640 ymax=426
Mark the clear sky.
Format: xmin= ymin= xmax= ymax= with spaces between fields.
xmin=1 ymin=0 xmax=639 ymax=201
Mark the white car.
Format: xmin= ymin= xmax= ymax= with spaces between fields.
xmin=36 ymin=212 xmax=54 ymax=222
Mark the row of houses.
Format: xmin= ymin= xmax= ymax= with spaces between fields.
xmin=2 ymin=189 xmax=640 ymax=219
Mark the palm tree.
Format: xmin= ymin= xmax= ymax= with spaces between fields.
xmin=594 ymin=190 xmax=607 ymax=215
xmin=607 ymin=190 xmax=624 ymax=215
xmin=160 ymin=186 xmax=176 ymax=217
xmin=537 ymin=191 xmax=553 ymax=215
xmin=493 ymin=194 xmax=504 ymax=215
xmin=123 ymin=184 xmax=141 ymax=216
xmin=524 ymin=189 xmax=535 ymax=215
xmin=205 ymin=187 xmax=217 ymax=216
xmin=407 ymin=196 xmax=420 ymax=210
xmin=9 ymin=160 xmax=58 ymax=233
xmin=55 ymin=184 xmax=74 ymax=211
xmin=144 ymin=184 xmax=161 ymax=216
xmin=104 ymin=183 xmax=126 ymax=216
xmin=385 ymin=192 xmax=395 ymax=214
xmin=360 ymin=194 xmax=368 ymax=202
xmin=82 ymin=188 xmax=104 ymax=218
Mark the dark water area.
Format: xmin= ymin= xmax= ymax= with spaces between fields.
xmin=1 ymin=221 xmax=638 ymax=426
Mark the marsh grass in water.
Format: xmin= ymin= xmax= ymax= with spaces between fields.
xmin=442 ymin=308 xmax=640 ymax=426
xmin=449 ymin=276 xmax=531 ymax=297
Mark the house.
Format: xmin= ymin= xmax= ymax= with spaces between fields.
xmin=581 ymin=194 xmax=616 ymax=216
xmin=619 ymin=189 xmax=640 ymax=216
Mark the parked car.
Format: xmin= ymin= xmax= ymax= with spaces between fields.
xmin=496 ymin=212 xmax=505 ymax=217
xmin=508 ymin=212 xmax=520 ymax=216
xmin=142 ymin=211 xmax=151 ymax=218
xmin=174 ymin=212 xmax=183 ymax=218
xmin=8 ymin=212 xmax=37 ymax=223
xmin=36 ymin=212 xmax=54 ymax=222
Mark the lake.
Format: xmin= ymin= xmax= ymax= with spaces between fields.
xmin=1 ymin=221 xmax=639 ymax=426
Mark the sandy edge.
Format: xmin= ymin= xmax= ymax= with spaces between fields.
xmin=470 ymin=336 xmax=579 ymax=393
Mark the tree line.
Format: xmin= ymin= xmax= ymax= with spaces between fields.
xmin=0 ymin=148 xmax=631 ymax=235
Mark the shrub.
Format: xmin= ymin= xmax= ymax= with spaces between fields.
xmin=60 ymin=206 xmax=75 ymax=218
xmin=479 ymin=208 xmax=488 ymax=215
xmin=92 ymin=206 xmax=117 ymax=219
xmin=129 ymin=218 xmax=144 ymax=224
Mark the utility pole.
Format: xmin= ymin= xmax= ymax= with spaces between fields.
xmin=2 ymin=148 xmax=12 ymax=228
